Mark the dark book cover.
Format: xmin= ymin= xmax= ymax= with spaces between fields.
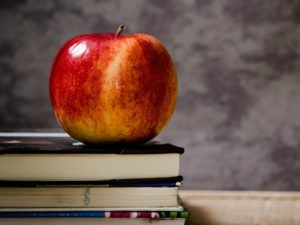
xmin=0 ymin=132 xmax=184 ymax=154
xmin=0 ymin=176 xmax=183 ymax=187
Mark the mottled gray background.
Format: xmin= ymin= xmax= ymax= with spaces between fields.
xmin=1 ymin=0 xmax=300 ymax=190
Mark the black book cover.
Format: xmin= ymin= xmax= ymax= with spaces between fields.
xmin=0 ymin=176 xmax=183 ymax=187
xmin=0 ymin=132 xmax=184 ymax=154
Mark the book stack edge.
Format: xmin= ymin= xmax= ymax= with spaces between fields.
xmin=0 ymin=132 xmax=189 ymax=225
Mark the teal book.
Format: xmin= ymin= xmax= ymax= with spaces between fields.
xmin=0 ymin=209 xmax=189 ymax=218
xmin=0 ymin=210 xmax=188 ymax=225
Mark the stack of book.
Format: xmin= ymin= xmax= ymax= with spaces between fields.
xmin=0 ymin=132 xmax=189 ymax=225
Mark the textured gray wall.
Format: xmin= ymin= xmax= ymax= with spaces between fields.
xmin=1 ymin=0 xmax=300 ymax=190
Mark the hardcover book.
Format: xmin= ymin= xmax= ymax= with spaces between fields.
xmin=0 ymin=209 xmax=189 ymax=218
xmin=0 ymin=132 xmax=184 ymax=181
xmin=0 ymin=209 xmax=189 ymax=225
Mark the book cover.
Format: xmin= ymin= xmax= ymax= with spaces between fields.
xmin=0 ymin=176 xmax=183 ymax=187
xmin=0 ymin=132 xmax=184 ymax=154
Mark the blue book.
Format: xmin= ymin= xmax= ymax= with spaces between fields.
xmin=0 ymin=209 xmax=188 ymax=218
xmin=0 ymin=211 xmax=105 ymax=218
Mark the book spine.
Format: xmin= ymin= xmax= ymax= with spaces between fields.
xmin=0 ymin=176 xmax=183 ymax=187
xmin=0 ymin=211 xmax=189 ymax=218
xmin=0 ymin=211 xmax=105 ymax=218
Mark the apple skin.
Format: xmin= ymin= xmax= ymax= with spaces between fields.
xmin=49 ymin=32 xmax=177 ymax=145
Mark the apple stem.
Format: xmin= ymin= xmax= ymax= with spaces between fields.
xmin=115 ymin=24 xmax=126 ymax=38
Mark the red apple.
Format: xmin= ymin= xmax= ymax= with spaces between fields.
xmin=49 ymin=25 xmax=177 ymax=145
